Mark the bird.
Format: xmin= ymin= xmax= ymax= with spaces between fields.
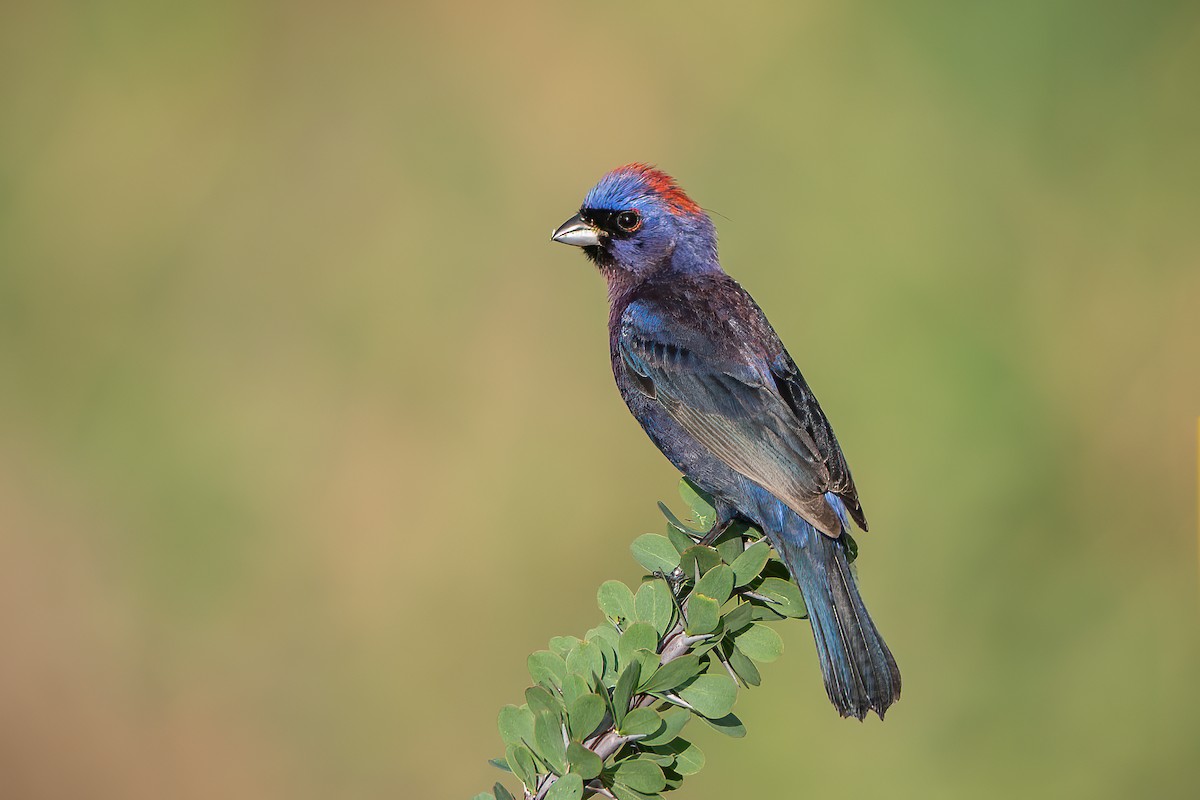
xmin=551 ymin=164 xmax=900 ymax=720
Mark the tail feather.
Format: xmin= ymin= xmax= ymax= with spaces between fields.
xmin=772 ymin=507 xmax=901 ymax=720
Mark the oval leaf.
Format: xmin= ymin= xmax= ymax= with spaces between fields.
xmin=671 ymin=739 xmax=705 ymax=775
xmin=618 ymin=707 xmax=663 ymax=738
xmin=721 ymin=601 xmax=754 ymax=634
xmin=618 ymin=622 xmax=659 ymax=668
xmin=505 ymin=744 xmax=538 ymax=789
xmin=525 ymin=686 xmax=562 ymax=720
xmin=560 ymin=673 xmax=589 ymax=708
xmin=677 ymin=674 xmax=737 ymax=719
xmin=615 ymin=758 xmax=667 ymax=794
xmin=733 ymin=622 xmax=784 ymax=663
xmin=666 ymin=524 xmax=697 ymax=554
xmin=678 ymin=478 xmax=716 ymax=528
xmin=679 ymin=545 xmax=721 ymax=579
xmin=757 ymin=577 xmax=808 ymax=618
xmin=631 ymin=533 xmax=682 ymax=573
xmin=544 ymin=772 xmax=584 ymax=800
xmin=685 ymin=593 xmax=720 ymax=635
xmin=701 ymin=711 xmax=747 ymax=738
xmin=658 ymin=501 xmax=708 ymax=537
xmin=727 ymin=644 xmax=761 ymax=686
xmin=640 ymin=706 xmax=692 ymax=746
xmin=612 ymin=661 xmax=640 ymax=725
xmin=527 ymin=650 xmax=567 ymax=691
xmin=566 ymin=742 xmax=602 ymax=780
xmin=635 ymin=579 xmax=676 ymax=636
xmin=549 ymin=635 xmax=582 ymax=659
xmin=597 ymin=580 xmax=636 ymax=623
xmin=693 ymin=564 xmax=734 ymax=605
xmin=641 ymin=653 xmax=704 ymax=694
xmin=533 ymin=710 xmax=567 ymax=775
xmin=567 ymin=693 xmax=606 ymax=741
xmin=565 ymin=640 xmax=604 ymax=682
xmin=731 ymin=540 xmax=772 ymax=586
xmin=497 ymin=704 xmax=535 ymax=747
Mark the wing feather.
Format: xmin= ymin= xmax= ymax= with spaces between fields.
xmin=620 ymin=300 xmax=850 ymax=536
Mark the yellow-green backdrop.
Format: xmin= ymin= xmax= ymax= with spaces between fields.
xmin=2 ymin=2 xmax=1198 ymax=798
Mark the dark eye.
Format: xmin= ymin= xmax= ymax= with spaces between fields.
xmin=616 ymin=210 xmax=641 ymax=232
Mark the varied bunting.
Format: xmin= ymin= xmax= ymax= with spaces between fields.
xmin=552 ymin=164 xmax=900 ymax=720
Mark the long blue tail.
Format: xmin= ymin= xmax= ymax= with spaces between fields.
xmin=755 ymin=493 xmax=901 ymax=720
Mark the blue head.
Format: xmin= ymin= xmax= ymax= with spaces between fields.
xmin=551 ymin=164 xmax=719 ymax=277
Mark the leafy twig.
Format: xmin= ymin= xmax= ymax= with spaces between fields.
xmin=475 ymin=479 xmax=820 ymax=800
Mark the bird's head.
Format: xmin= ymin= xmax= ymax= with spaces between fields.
xmin=551 ymin=164 xmax=718 ymax=276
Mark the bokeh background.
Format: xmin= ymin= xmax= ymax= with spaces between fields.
xmin=2 ymin=1 xmax=1198 ymax=798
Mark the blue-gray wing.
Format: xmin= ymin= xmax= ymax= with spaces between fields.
xmin=619 ymin=300 xmax=849 ymax=537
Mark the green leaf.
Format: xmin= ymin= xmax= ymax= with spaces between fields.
xmin=720 ymin=601 xmax=754 ymax=634
xmin=668 ymin=738 xmax=705 ymax=775
xmin=750 ymin=602 xmax=787 ymax=622
xmin=679 ymin=545 xmax=721 ymax=579
xmin=528 ymin=650 xmax=567 ymax=691
xmin=533 ymin=710 xmax=567 ymax=775
xmin=488 ymin=758 xmax=512 ymax=773
xmin=757 ymin=577 xmax=808 ymax=618
xmin=731 ymin=540 xmax=772 ymax=586
xmin=637 ymin=750 xmax=676 ymax=767
xmin=631 ymin=534 xmax=681 ymax=573
xmin=658 ymin=501 xmax=708 ymax=537
xmin=566 ymin=742 xmax=602 ymax=780
xmin=701 ymin=711 xmax=747 ymax=738
xmin=726 ymin=644 xmax=761 ymax=686
xmin=560 ymin=673 xmax=589 ymax=708
xmin=505 ymin=744 xmax=538 ymax=788
xmin=585 ymin=624 xmax=620 ymax=648
xmin=493 ymin=783 xmax=516 ymax=800
xmin=640 ymin=707 xmax=691 ymax=746
xmin=677 ymin=674 xmax=737 ymax=719
xmin=679 ymin=477 xmax=716 ymax=529
xmin=693 ymin=564 xmax=734 ymax=605
xmin=525 ymin=686 xmax=562 ymax=720
xmin=685 ymin=593 xmax=720 ymax=635
xmin=632 ymin=648 xmax=660 ymax=686
xmin=618 ymin=622 xmax=659 ymax=669
xmin=733 ymin=622 xmax=784 ymax=663
xmin=666 ymin=524 xmax=696 ymax=555
xmin=567 ymin=693 xmax=606 ymax=741
xmin=610 ymin=785 xmax=655 ymax=800
xmin=585 ymin=626 xmax=620 ymax=684
xmin=549 ymin=635 xmax=582 ymax=660
xmin=497 ymin=704 xmax=535 ymax=747
xmin=565 ymin=640 xmax=604 ymax=682
xmin=635 ymin=580 xmax=675 ymax=636
xmin=471 ymin=793 xmax=494 ymax=800
xmin=615 ymin=758 xmax=667 ymax=794
xmin=598 ymin=580 xmax=636 ymax=623
xmin=612 ymin=662 xmax=640 ymax=726
xmin=544 ymin=773 xmax=584 ymax=800
xmin=641 ymin=654 xmax=704 ymax=694
xmin=618 ymin=707 xmax=663 ymax=738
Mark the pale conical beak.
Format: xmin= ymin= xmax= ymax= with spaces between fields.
xmin=551 ymin=213 xmax=602 ymax=247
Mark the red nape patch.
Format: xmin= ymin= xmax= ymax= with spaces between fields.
xmin=614 ymin=163 xmax=702 ymax=216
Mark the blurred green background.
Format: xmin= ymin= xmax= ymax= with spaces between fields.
xmin=2 ymin=1 xmax=1198 ymax=798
